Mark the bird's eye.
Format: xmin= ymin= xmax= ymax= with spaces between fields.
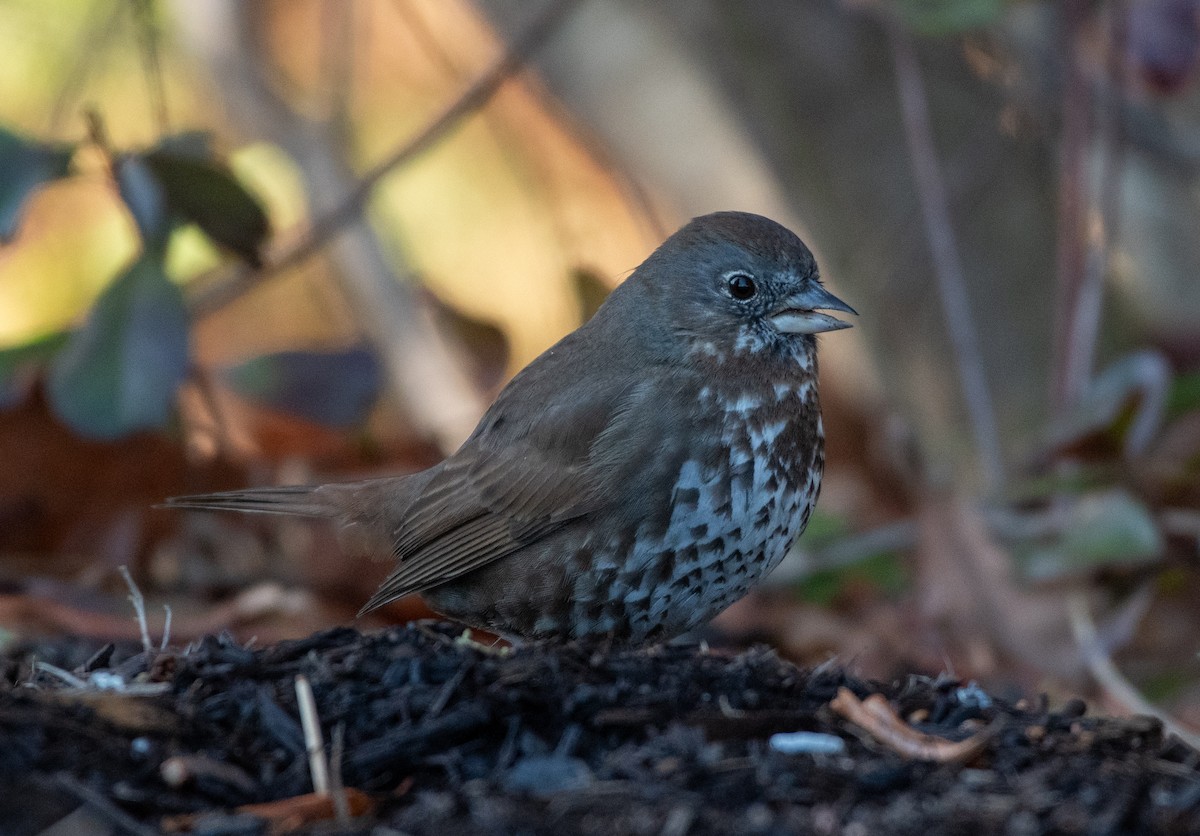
xmin=726 ymin=272 xmax=757 ymax=301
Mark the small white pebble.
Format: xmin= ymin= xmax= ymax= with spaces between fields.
xmin=955 ymin=682 xmax=992 ymax=709
xmin=768 ymin=731 xmax=846 ymax=755
xmin=89 ymin=671 xmax=126 ymax=690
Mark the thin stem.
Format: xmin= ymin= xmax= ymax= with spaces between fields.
xmin=1050 ymin=0 xmax=1093 ymax=415
xmin=886 ymin=19 xmax=1005 ymax=491
xmin=1068 ymin=592 xmax=1200 ymax=750
xmin=1058 ymin=0 xmax=1127 ymax=416
xmin=131 ymin=0 xmax=170 ymax=133
xmin=48 ymin=1 xmax=125 ymax=133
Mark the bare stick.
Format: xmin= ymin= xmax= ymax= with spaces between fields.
xmin=1050 ymin=0 xmax=1095 ymax=415
xmin=118 ymin=565 xmax=153 ymax=655
xmin=330 ymin=722 xmax=350 ymax=825
xmin=295 ymin=675 xmax=330 ymax=795
xmin=391 ymin=0 xmax=668 ymax=242
xmin=1068 ymin=593 xmax=1200 ymax=750
xmin=34 ymin=662 xmax=88 ymax=689
xmin=130 ymin=0 xmax=170 ymax=132
xmin=56 ymin=774 xmax=161 ymax=836
xmin=886 ymin=18 xmax=1004 ymax=490
xmin=189 ymin=0 xmax=583 ymax=317
xmin=1055 ymin=1 xmax=1129 ymax=419
xmin=830 ymin=687 xmax=992 ymax=763
xmin=160 ymin=604 xmax=173 ymax=651
xmin=48 ymin=2 xmax=125 ymax=132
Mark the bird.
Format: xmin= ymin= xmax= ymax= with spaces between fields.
xmin=167 ymin=212 xmax=856 ymax=644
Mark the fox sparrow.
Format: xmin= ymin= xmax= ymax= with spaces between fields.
xmin=169 ymin=212 xmax=855 ymax=643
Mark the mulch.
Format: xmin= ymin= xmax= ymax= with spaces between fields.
xmin=1 ymin=622 xmax=1198 ymax=835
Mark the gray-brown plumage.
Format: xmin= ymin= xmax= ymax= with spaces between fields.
xmin=168 ymin=212 xmax=855 ymax=643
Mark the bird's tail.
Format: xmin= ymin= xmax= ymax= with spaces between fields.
xmin=163 ymin=485 xmax=337 ymax=518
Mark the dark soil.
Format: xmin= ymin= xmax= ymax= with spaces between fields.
xmin=1 ymin=623 xmax=1198 ymax=835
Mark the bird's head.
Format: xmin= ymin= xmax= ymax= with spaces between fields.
xmin=624 ymin=212 xmax=856 ymax=362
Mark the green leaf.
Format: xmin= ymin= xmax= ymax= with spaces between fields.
xmin=795 ymin=553 xmax=908 ymax=606
xmin=1016 ymin=489 xmax=1164 ymax=581
xmin=791 ymin=512 xmax=907 ymax=604
xmin=142 ymin=148 xmax=269 ymax=266
xmin=0 ymin=331 xmax=69 ymax=409
xmin=0 ymin=126 xmax=74 ymax=240
xmin=221 ymin=346 xmax=381 ymax=428
xmin=897 ymin=0 xmax=1005 ymax=35
xmin=154 ymin=130 xmax=214 ymax=160
xmin=115 ymin=154 xmax=169 ymax=248
xmin=1167 ymin=371 xmax=1200 ymax=419
xmin=47 ymin=255 xmax=190 ymax=439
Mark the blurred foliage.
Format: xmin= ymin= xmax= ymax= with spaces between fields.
xmin=0 ymin=0 xmax=655 ymax=447
xmin=797 ymin=552 xmax=909 ymax=606
xmin=0 ymin=120 xmax=295 ymax=438
xmin=114 ymin=129 xmax=270 ymax=265
xmin=896 ymin=0 xmax=1006 ymax=35
xmin=0 ymin=127 xmax=74 ymax=240
xmin=1167 ymin=371 xmax=1200 ymax=420
xmin=137 ymin=140 xmax=270 ymax=265
xmin=792 ymin=511 xmax=909 ymax=605
xmin=46 ymin=253 xmax=189 ymax=439
xmin=222 ymin=346 xmax=382 ymax=429
xmin=1014 ymin=489 xmax=1164 ymax=582
xmin=0 ymin=331 xmax=68 ymax=409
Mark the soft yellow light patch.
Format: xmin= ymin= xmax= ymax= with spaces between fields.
xmin=0 ymin=176 xmax=137 ymax=347
xmin=164 ymin=225 xmax=222 ymax=283
xmin=229 ymin=142 xmax=309 ymax=238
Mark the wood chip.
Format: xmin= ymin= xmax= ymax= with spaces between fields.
xmin=830 ymin=687 xmax=992 ymax=763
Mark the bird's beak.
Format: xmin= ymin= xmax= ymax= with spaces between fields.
xmin=769 ymin=284 xmax=857 ymax=335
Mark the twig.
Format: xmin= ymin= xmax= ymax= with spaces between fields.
xmin=130 ymin=0 xmax=170 ymax=133
xmin=295 ymin=674 xmax=330 ymax=795
xmin=392 ymin=0 xmax=660 ymax=261
xmin=426 ymin=665 xmax=468 ymax=720
xmin=48 ymin=1 xmax=125 ymax=132
xmin=185 ymin=365 xmax=236 ymax=458
xmin=1067 ymin=593 xmax=1200 ymax=750
xmin=1054 ymin=0 xmax=1128 ymax=416
xmin=160 ymin=754 xmax=257 ymax=795
xmin=830 ymin=687 xmax=993 ymax=763
xmin=56 ymin=774 xmax=161 ymax=836
xmin=160 ymin=604 xmax=172 ymax=651
xmin=320 ymin=0 xmax=358 ymax=145
xmin=717 ymin=694 xmax=747 ymax=719
xmin=1050 ymin=0 xmax=1093 ymax=415
xmin=886 ymin=17 xmax=1004 ymax=491
xmin=189 ymin=0 xmax=583 ymax=318
xmin=118 ymin=565 xmax=153 ymax=655
xmin=34 ymin=662 xmax=88 ymax=689
xmin=330 ymin=722 xmax=350 ymax=826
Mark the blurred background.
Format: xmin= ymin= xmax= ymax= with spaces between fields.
xmin=0 ymin=0 xmax=1198 ymax=736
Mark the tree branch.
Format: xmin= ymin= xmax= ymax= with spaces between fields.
xmin=886 ymin=18 xmax=1005 ymax=491
xmin=188 ymin=0 xmax=582 ymax=317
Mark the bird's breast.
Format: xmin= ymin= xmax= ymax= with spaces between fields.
xmin=578 ymin=372 xmax=824 ymax=638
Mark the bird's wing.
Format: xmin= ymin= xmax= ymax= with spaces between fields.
xmin=360 ymin=362 xmax=672 ymax=614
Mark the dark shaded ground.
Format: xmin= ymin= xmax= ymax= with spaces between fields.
xmin=1 ymin=622 xmax=1198 ymax=835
